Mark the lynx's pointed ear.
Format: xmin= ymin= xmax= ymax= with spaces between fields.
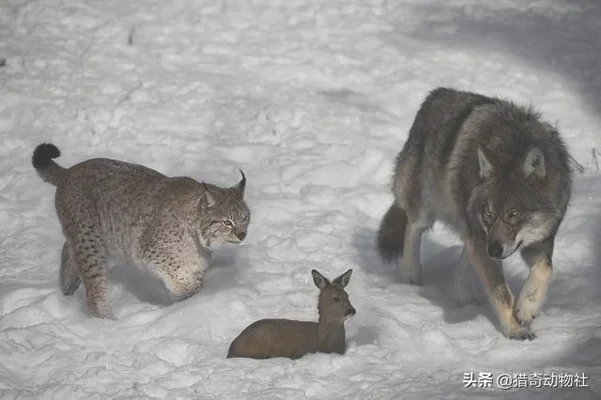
xmin=200 ymin=183 xmax=217 ymax=208
xmin=522 ymin=147 xmax=546 ymax=180
xmin=332 ymin=269 xmax=353 ymax=288
xmin=230 ymin=169 xmax=246 ymax=199
xmin=311 ymin=269 xmax=330 ymax=290
xmin=477 ymin=147 xmax=494 ymax=180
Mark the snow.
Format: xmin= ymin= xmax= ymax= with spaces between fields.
xmin=1 ymin=0 xmax=600 ymax=398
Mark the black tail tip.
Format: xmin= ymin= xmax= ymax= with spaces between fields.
xmin=32 ymin=143 xmax=61 ymax=170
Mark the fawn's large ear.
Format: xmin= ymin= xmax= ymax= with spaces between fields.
xmin=230 ymin=170 xmax=246 ymax=199
xmin=311 ymin=269 xmax=329 ymax=290
xmin=332 ymin=269 xmax=353 ymax=288
xmin=200 ymin=183 xmax=217 ymax=208
xmin=477 ymin=147 xmax=494 ymax=181
xmin=522 ymin=147 xmax=546 ymax=180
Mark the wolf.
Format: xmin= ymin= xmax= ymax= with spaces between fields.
xmin=32 ymin=143 xmax=250 ymax=319
xmin=377 ymin=87 xmax=573 ymax=340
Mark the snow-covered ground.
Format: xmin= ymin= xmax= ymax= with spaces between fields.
xmin=1 ymin=0 xmax=600 ymax=398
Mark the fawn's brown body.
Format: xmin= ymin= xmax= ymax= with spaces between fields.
xmin=227 ymin=269 xmax=355 ymax=360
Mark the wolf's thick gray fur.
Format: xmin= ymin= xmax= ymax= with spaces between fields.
xmin=378 ymin=87 xmax=572 ymax=340
xmin=33 ymin=143 xmax=250 ymax=319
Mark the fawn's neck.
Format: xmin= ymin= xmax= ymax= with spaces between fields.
xmin=317 ymin=317 xmax=346 ymax=354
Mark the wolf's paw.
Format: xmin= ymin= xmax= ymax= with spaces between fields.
xmin=398 ymin=274 xmax=421 ymax=286
xmin=397 ymin=268 xmax=421 ymax=285
xmin=505 ymin=325 xmax=537 ymax=341
xmin=515 ymin=303 xmax=539 ymax=327
xmin=398 ymin=260 xmax=422 ymax=286
xmin=516 ymin=309 xmax=537 ymax=328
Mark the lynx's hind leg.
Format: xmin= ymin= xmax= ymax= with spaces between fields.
xmin=60 ymin=241 xmax=82 ymax=295
xmin=61 ymin=208 xmax=114 ymax=319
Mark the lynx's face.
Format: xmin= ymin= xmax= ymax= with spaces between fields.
xmin=204 ymin=198 xmax=251 ymax=245
xmin=198 ymin=172 xmax=250 ymax=248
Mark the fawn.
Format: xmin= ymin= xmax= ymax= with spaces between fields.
xmin=227 ymin=269 xmax=356 ymax=360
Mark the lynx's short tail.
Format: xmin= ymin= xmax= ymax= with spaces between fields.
xmin=377 ymin=202 xmax=407 ymax=263
xmin=32 ymin=143 xmax=66 ymax=186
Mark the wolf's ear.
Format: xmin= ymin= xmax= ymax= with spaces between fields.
xmin=522 ymin=147 xmax=546 ymax=180
xmin=332 ymin=269 xmax=353 ymax=288
xmin=312 ymin=269 xmax=330 ymax=290
xmin=200 ymin=183 xmax=217 ymax=208
xmin=477 ymin=147 xmax=494 ymax=180
xmin=230 ymin=170 xmax=246 ymax=199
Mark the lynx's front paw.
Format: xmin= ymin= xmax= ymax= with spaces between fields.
xmin=87 ymin=301 xmax=116 ymax=320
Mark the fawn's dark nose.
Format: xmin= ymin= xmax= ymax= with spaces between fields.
xmin=236 ymin=231 xmax=246 ymax=241
xmin=487 ymin=241 xmax=503 ymax=259
xmin=345 ymin=306 xmax=356 ymax=317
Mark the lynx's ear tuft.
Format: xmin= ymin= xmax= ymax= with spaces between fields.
xmin=231 ymin=169 xmax=246 ymax=199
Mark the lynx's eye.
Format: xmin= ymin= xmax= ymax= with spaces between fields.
xmin=222 ymin=220 xmax=233 ymax=227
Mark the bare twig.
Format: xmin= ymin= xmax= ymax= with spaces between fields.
xmin=569 ymin=154 xmax=585 ymax=174
xmin=128 ymin=28 xmax=135 ymax=46
xmin=592 ymin=148 xmax=599 ymax=172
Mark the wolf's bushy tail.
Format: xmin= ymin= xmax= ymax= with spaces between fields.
xmin=377 ymin=202 xmax=407 ymax=263
xmin=32 ymin=143 xmax=65 ymax=186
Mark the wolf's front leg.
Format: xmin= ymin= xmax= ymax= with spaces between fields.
xmin=516 ymin=239 xmax=554 ymax=326
xmin=465 ymin=235 xmax=536 ymax=340
xmin=454 ymin=246 xmax=477 ymax=306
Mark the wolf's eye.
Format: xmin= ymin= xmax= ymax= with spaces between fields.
xmin=222 ymin=220 xmax=233 ymax=227
xmin=482 ymin=206 xmax=493 ymax=218
xmin=509 ymin=210 xmax=520 ymax=217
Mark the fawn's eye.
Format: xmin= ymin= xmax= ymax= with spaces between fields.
xmin=222 ymin=220 xmax=233 ymax=227
xmin=333 ymin=297 xmax=340 ymax=302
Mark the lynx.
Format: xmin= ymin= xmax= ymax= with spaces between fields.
xmin=32 ymin=143 xmax=250 ymax=319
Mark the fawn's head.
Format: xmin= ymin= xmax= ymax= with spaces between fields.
xmin=312 ymin=269 xmax=356 ymax=323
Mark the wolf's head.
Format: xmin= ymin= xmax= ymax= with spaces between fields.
xmin=197 ymin=171 xmax=251 ymax=248
xmin=468 ymin=147 xmax=559 ymax=260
